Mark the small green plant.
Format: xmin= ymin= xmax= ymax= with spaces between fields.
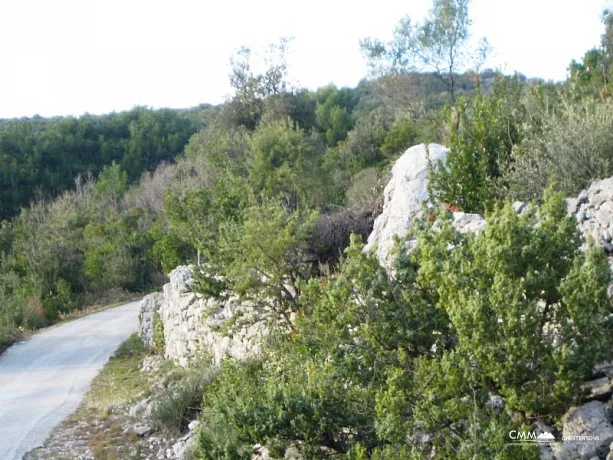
xmin=152 ymin=306 xmax=165 ymax=353
xmin=55 ymin=278 xmax=76 ymax=313
xmin=114 ymin=333 xmax=146 ymax=358
xmin=150 ymin=358 xmax=216 ymax=433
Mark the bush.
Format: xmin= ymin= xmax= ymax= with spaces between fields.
xmin=337 ymin=111 xmax=390 ymax=171
xmin=152 ymin=309 xmax=165 ymax=353
xmin=345 ymin=167 xmax=387 ymax=211
xmin=150 ymin=359 xmax=216 ymax=433
xmin=381 ymin=118 xmax=417 ymax=156
xmin=307 ymin=209 xmax=376 ymax=267
xmin=506 ymin=96 xmax=613 ymax=201
xmin=428 ymin=79 xmax=525 ymax=213
xmin=42 ymin=298 xmax=60 ymax=322
xmin=409 ymin=190 xmax=612 ymax=416
xmin=22 ymin=294 xmax=46 ymax=329
xmin=194 ymin=190 xmax=612 ymax=458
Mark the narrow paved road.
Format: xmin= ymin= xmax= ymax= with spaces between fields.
xmin=0 ymin=301 xmax=140 ymax=460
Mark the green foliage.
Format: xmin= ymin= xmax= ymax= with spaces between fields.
xmin=381 ymin=118 xmax=417 ymax=155
xmin=194 ymin=200 xmax=319 ymax=330
xmin=335 ymin=110 xmax=390 ymax=172
xmin=506 ymin=96 xmax=613 ymax=201
xmin=196 ymin=191 xmax=612 ymax=458
xmin=114 ymin=332 xmax=147 ymax=358
xmin=428 ymin=78 xmax=526 ymax=213
xmin=361 ymin=0 xmax=487 ymax=102
xmin=152 ymin=308 xmax=165 ymax=353
xmin=162 ymin=177 xmax=248 ymax=269
xmin=413 ymin=191 xmax=612 ymax=416
xmin=94 ymin=161 xmax=128 ymax=204
xmin=151 ymin=358 xmax=216 ymax=433
xmin=0 ymin=107 xmax=197 ymax=220
xmin=54 ymin=278 xmax=76 ymax=313
xmin=223 ymin=39 xmax=294 ymax=130
xmin=83 ymin=209 xmax=155 ymax=292
xmin=248 ymin=120 xmax=328 ymax=209
xmin=570 ymin=10 xmax=613 ymax=97
xmin=314 ymin=86 xmax=359 ymax=146
xmin=150 ymin=223 xmax=195 ymax=275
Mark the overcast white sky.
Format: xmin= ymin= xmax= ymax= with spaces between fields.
xmin=0 ymin=0 xmax=609 ymax=118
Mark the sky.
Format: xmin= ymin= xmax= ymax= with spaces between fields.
xmin=0 ymin=0 xmax=609 ymax=118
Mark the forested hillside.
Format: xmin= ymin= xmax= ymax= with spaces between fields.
xmin=0 ymin=56 xmax=506 ymax=348
xmin=4 ymin=0 xmax=613 ymax=457
xmin=0 ymin=106 xmax=203 ymax=219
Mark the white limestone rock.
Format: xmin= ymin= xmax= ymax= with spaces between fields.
xmin=364 ymin=143 xmax=449 ymax=270
xmin=139 ymin=265 xmax=269 ymax=367
xmin=550 ymin=401 xmax=613 ymax=459
xmin=451 ymin=212 xmax=487 ymax=234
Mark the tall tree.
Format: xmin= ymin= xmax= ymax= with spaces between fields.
xmin=224 ymin=38 xmax=294 ymax=130
xmin=361 ymin=0 xmax=488 ymax=102
xmin=570 ymin=9 xmax=613 ymax=97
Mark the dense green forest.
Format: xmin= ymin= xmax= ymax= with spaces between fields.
xmin=3 ymin=0 xmax=613 ymax=457
xmin=0 ymin=106 xmax=203 ymax=219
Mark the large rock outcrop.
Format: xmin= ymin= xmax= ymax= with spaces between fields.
xmin=139 ymin=266 xmax=267 ymax=367
xmin=364 ymin=143 xmax=486 ymax=270
xmin=364 ymin=143 xmax=613 ymax=273
xmin=364 ymin=143 xmax=448 ymax=269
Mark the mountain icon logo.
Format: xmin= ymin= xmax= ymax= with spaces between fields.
xmin=537 ymin=432 xmax=556 ymax=442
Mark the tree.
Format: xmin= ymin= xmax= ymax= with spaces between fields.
xmin=570 ymin=10 xmax=613 ymax=97
xmin=83 ymin=209 xmax=155 ymax=292
xmin=193 ymin=200 xmax=319 ymax=331
xmin=224 ymin=38 xmax=294 ymax=130
xmin=361 ymin=0 xmax=489 ymax=102
xmin=162 ymin=176 xmax=247 ymax=270
xmin=428 ymin=76 xmax=526 ymax=213
xmin=94 ymin=161 xmax=128 ymax=208
xmin=313 ymin=86 xmax=359 ymax=146
xmin=248 ymin=120 xmax=329 ymax=210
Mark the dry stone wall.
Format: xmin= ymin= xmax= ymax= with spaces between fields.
xmin=139 ymin=266 xmax=268 ymax=367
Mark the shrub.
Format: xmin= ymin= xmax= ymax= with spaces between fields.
xmin=194 ymin=190 xmax=611 ymax=458
xmin=345 ymin=167 xmax=387 ymax=211
xmin=54 ymin=278 xmax=76 ymax=313
xmin=409 ymin=190 xmax=612 ymax=416
xmin=42 ymin=298 xmax=60 ymax=322
xmin=506 ymin=96 xmax=613 ymax=201
xmin=337 ymin=111 xmax=390 ymax=171
xmin=381 ymin=118 xmax=417 ymax=156
xmin=152 ymin=309 xmax=165 ymax=353
xmin=307 ymin=208 xmax=376 ymax=267
xmin=22 ymin=294 xmax=46 ymax=329
xmin=428 ymin=79 xmax=525 ymax=213
xmin=150 ymin=359 xmax=215 ymax=433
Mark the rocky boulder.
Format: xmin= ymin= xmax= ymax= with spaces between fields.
xmin=364 ymin=143 xmax=449 ymax=270
xmin=364 ymin=143 xmax=488 ymax=271
xmin=569 ymin=177 xmax=613 ymax=253
xmin=550 ymin=401 xmax=613 ymax=459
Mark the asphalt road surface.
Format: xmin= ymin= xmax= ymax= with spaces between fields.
xmin=0 ymin=301 xmax=140 ymax=460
